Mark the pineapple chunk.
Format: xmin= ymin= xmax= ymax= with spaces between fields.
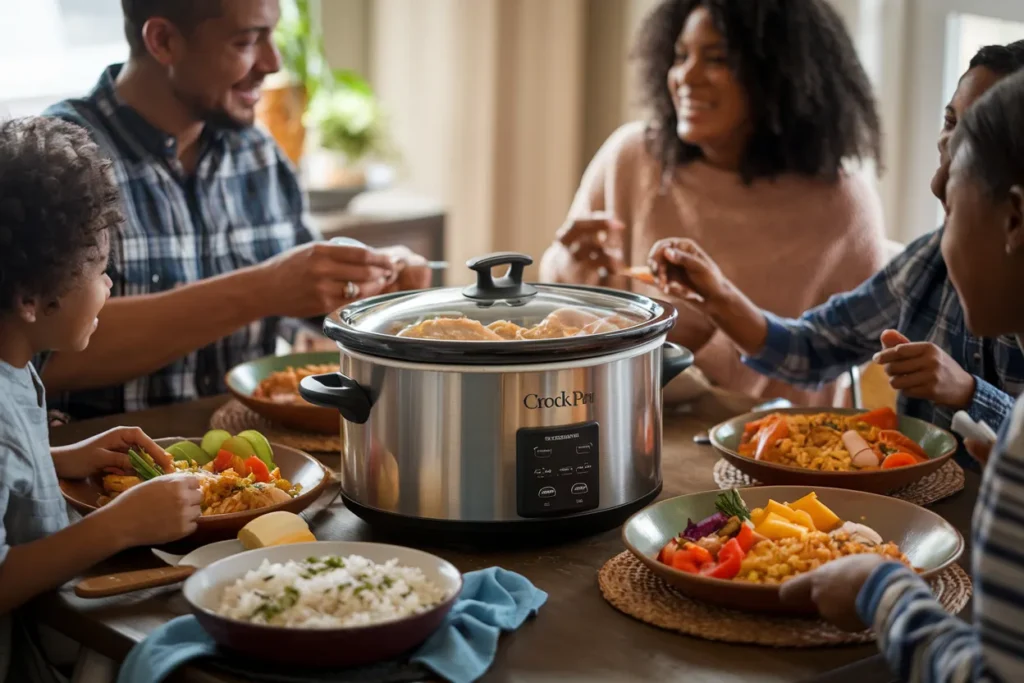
xmin=754 ymin=512 xmax=809 ymax=540
xmin=787 ymin=492 xmax=841 ymax=532
xmin=750 ymin=507 xmax=767 ymax=526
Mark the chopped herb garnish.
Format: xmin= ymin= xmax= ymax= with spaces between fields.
xmin=714 ymin=489 xmax=751 ymax=521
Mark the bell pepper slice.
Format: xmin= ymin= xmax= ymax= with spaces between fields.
xmin=245 ymin=456 xmax=271 ymax=483
xmin=701 ymin=538 xmax=745 ymax=580
xmin=878 ymin=430 xmax=929 ymax=460
xmin=735 ymin=524 xmax=755 ymax=553
xmin=754 ymin=416 xmax=789 ymax=461
xmin=683 ymin=542 xmax=713 ymax=566
xmin=212 ymin=449 xmax=234 ymax=473
xmin=857 ymin=407 xmax=898 ymax=431
xmin=881 ymin=452 xmax=919 ymax=469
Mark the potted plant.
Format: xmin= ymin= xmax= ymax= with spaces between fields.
xmin=304 ymin=70 xmax=395 ymax=189
xmin=256 ymin=0 xmax=329 ymax=165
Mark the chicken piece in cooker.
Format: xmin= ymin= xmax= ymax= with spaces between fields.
xmin=516 ymin=312 xmax=582 ymax=340
xmin=576 ymin=314 xmax=636 ymax=336
xmin=397 ymin=317 xmax=504 ymax=341
xmin=487 ymin=320 xmax=527 ymax=340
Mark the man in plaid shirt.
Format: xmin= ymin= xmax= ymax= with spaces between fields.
xmin=644 ymin=42 xmax=1024 ymax=466
xmin=40 ymin=0 xmax=428 ymax=418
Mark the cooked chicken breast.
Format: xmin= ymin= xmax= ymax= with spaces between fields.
xmin=487 ymin=320 xmax=527 ymax=340
xmin=397 ymin=317 xmax=505 ymax=341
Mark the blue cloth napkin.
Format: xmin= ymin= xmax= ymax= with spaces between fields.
xmin=117 ymin=567 xmax=547 ymax=683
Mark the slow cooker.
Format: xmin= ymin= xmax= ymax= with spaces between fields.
xmin=300 ymin=252 xmax=693 ymax=533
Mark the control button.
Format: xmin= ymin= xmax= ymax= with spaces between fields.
xmin=538 ymin=486 xmax=557 ymax=499
xmin=533 ymin=468 xmax=544 ymax=477
xmin=576 ymin=443 xmax=593 ymax=455
xmin=534 ymin=447 xmax=553 ymax=458
xmin=571 ymin=483 xmax=589 ymax=495
xmin=575 ymin=463 xmax=592 ymax=474
xmin=558 ymin=466 xmax=574 ymax=476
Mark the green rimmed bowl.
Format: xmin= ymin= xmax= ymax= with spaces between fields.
xmin=622 ymin=486 xmax=963 ymax=613
xmin=710 ymin=408 xmax=957 ymax=494
xmin=226 ymin=352 xmax=340 ymax=434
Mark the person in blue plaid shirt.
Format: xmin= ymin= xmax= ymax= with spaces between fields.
xmin=781 ymin=67 xmax=1024 ymax=683
xmin=39 ymin=0 xmax=430 ymax=419
xmin=644 ymin=42 xmax=1024 ymax=466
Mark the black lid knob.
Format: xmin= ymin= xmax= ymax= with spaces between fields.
xmin=462 ymin=252 xmax=538 ymax=302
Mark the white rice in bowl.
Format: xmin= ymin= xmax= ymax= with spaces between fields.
xmin=215 ymin=554 xmax=450 ymax=628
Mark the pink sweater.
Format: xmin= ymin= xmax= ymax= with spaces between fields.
xmin=540 ymin=122 xmax=886 ymax=407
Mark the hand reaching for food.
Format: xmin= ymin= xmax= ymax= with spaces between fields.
xmin=51 ymin=426 xmax=174 ymax=480
xmin=103 ymin=474 xmax=203 ymax=547
xmin=778 ymin=552 xmax=888 ymax=631
xmin=553 ymin=213 xmax=626 ymax=282
xmin=873 ymin=330 xmax=976 ymax=409
xmin=646 ymin=238 xmax=729 ymax=306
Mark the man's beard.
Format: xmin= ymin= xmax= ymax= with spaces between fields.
xmin=177 ymin=88 xmax=253 ymax=131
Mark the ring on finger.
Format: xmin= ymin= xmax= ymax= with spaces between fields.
xmin=344 ymin=281 xmax=360 ymax=299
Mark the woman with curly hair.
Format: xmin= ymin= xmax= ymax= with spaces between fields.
xmin=539 ymin=0 xmax=886 ymax=406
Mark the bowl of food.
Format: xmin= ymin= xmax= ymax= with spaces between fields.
xmin=183 ymin=541 xmax=463 ymax=667
xmin=59 ymin=431 xmax=331 ymax=545
xmin=622 ymin=487 xmax=963 ymax=614
xmin=226 ymin=352 xmax=341 ymax=434
xmin=710 ymin=407 xmax=957 ymax=493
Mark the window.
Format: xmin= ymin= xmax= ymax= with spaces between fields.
xmin=0 ymin=0 xmax=127 ymax=116
xmin=900 ymin=0 xmax=1024 ymax=242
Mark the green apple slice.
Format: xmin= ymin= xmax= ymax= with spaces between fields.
xmin=167 ymin=441 xmax=212 ymax=466
xmin=237 ymin=430 xmax=275 ymax=470
xmin=221 ymin=436 xmax=257 ymax=459
xmin=200 ymin=429 xmax=232 ymax=457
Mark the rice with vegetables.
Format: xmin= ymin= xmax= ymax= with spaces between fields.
xmin=215 ymin=555 xmax=449 ymax=628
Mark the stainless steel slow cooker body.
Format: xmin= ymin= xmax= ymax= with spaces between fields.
xmin=300 ymin=252 xmax=693 ymax=533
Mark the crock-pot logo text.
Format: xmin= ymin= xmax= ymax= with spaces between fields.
xmin=523 ymin=391 xmax=594 ymax=410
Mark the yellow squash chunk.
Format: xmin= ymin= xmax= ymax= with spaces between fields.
xmin=763 ymin=499 xmax=816 ymax=531
xmin=787 ymin=492 xmax=841 ymax=532
xmin=754 ymin=512 xmax=810 ymax=541
xmin=750 ymin=507 xmax=767 ymax=526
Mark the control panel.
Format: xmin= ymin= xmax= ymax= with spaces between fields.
xmin=516 ymin=422 xmax=600 ymax=517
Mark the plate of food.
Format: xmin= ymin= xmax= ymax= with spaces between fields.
xmin=59 ymin=431 xmax=331 ymax=545
xmin=226 ymin=352 xmax=340 ymax=434
xmin=622 ymin=487 xmax=963 ymax=613
xmin=183 ymin=541 xmax=462 ymax=667
xmin=710 ymin=407 xmax=957 ymax=493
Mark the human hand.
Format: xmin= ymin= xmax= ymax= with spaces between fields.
xmin=51 ymin=426 xmax=174 ymax=480
xmin=104 ymin=474 xmax=203 ymax=548
xmin=646 ymin=238 xmax=729 ymax=306
xmin=873 ymin=330 xmax=976 ymax=408
xmin=377 ymin=245 xmax=432 ymax=291
xmin=553 ymin=212 xmax=626 ymax=280
xmin=778 ymin=554 xmax=888 ymax=631
xmin=257 ymin=242 xmax=396 ymax=318
xmin=964 ymin=438 xmax=993 ymax=467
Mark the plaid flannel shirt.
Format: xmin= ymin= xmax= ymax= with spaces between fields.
xmin=744 ymin=228 xmax=1024 ymax=434
xmin=42 ymin=65 xmax=318 ymax=418
xmin=856 ymin=394 xmax=1024 ymax=682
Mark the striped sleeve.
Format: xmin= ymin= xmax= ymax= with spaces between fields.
xmin=856 ymin=396 xmax=1024 ymax=682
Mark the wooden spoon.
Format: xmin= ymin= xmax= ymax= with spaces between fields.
xmin=75 ymin=566 xmax=196 ymax=599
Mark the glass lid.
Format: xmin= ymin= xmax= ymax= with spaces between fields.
xmin=352 ymin=253 xmax=657 ymax=337
xmin=324 ymin=252 xmax=677 ymax=365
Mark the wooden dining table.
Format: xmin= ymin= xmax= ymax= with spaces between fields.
xmin=38 ymin=396 xmax=981 ymax=683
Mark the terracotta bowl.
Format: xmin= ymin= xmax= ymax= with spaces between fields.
xmin=59 ymin=438 xmax=330 ymax=546
xmin=622 ymin=486 xmax=963 ymax=614
xmin=225 ymin=351 xmax=340 ymax=434
xmin=710 ymin=408 xmax=957 ymax=493
xmin=183 ymin=541 xmax=462 ymax=668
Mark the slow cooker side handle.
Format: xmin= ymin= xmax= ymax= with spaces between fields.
xmin=299 ymin=373 xmax=373 ymax=424
xmin=661 ymin=342 xmax=695 ymax=388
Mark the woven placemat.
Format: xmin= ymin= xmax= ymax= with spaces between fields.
xmin=712 ymin=459 xmax=965 ymax=507
xmin=210 ymin=399 xmax=342 ymax=454
xmin=598 ymin=551 xmax=972 ymax=647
